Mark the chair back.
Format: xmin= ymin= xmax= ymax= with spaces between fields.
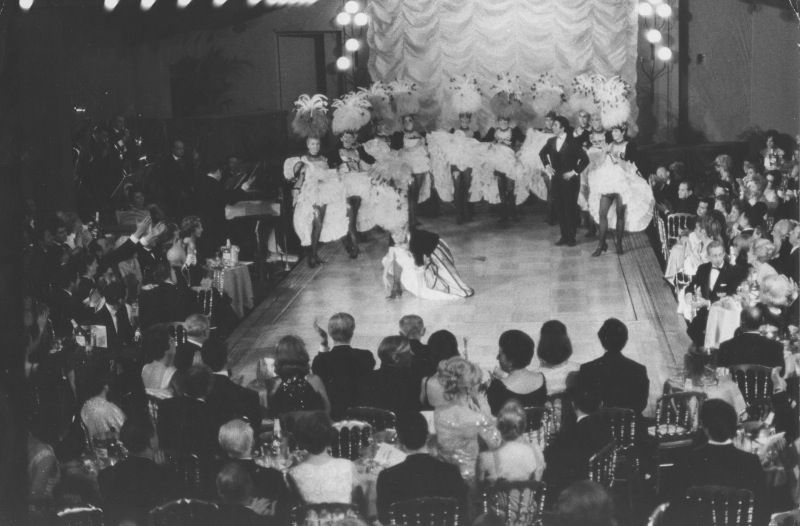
xmin=148 ymin=498 xmax=219 ymax=526
xmin=545 ymin=393 xmax=573 ymax=439
xmin=522 ymin=406 xmax=553 ymax=447
xmin=288 ymin=503 xmax=362 ymax=526
xmin=588 ymin=441 xmax=618 ymax=489
xmin=345 ymin=406 xmax=398 ymax=431
xmin=654 ymin=392 xmax=706 ymax=441
xmin=655 ymin=209 xmax=670 ymax=263
xmin=389 ymin=497 xmax=460 ymax=526
xmin=685 ymin=486 xmax=754 ymax=526
xmin=727 ymin=364 xmax=773 ymax=405
xmin=666 ymin=213 xmax=696 ymax=243
xmin=598 ymin=407 xmax=637 ymax=450
xmin=742 ymin=397 xmax=774 ymax=423
xmin=481 ymin=479 xmax=547 ymax=526
xmin=331 ymin=421 xmax=373 ymax=461
xmin=167 ymin=454 xmax=204 ymax=499
xmin=56 ymin=505 xmax=104 ymax=526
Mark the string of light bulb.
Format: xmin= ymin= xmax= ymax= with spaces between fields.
xmin=638 ymin=0 xmax=673 ymax=62
xmin=18 ymin=0 xmax=318 ymax=13
xmin=336 ymin=0 xmax=369 ymax=73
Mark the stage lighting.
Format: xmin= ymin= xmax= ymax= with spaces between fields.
xmin=353 ymin=12 xmax=368 ymax=26
xmin=645 ymin=28 xmax=662 ymax=44
xmin=213 ymin=0 xmax=227 ymax=6
xmin=655 ymin=3 xmax=672 ymax=17
xmin=176 ymin=0 xmax=191 ymax=8
xmin=336 ymin=56 xmax=352 ymax=70
xmin=647 ymin=0 xmax=663 ymax=4
xmin=344 ymin=0 xmax=359 ymax=14
xmin=656 ymin=47 xmax=673 ymax=61
xmin=336 ymin=12 xmax=352 ymax=25
xmin=636 ymin=2 xmax=653 ymax=16
xmin=141 ymin=0 xmax=156 ymax=10
xmin=19 ymin=0 xmax=33 ymax=10
xmin=345 ymin=38 xmax=360 ymax=52
xmin=103 ymin=0 xmax=120 ymax=11
xmin=247 ymin=0 xmax=260 ymax=6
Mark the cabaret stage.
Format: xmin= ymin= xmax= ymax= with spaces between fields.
xmin=227 ymin=207 xmax=689 ymax=416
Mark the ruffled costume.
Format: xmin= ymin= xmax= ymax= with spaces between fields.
xmin=283 ymin=156 xmax=348 ymax=246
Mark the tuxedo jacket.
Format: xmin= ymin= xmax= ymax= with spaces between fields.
xmin=717 ymin=332 xmax=784 ymax=369
xmin=538 ymin=135 xmax=589 ymax=177
xmin=687 ymin=261 xmax=743 ymax=304
xmin=206 ymin=374 xmax=262 ymax=435
xmin=543 ymin=413 xmax=613 ymax=495
xmin=578 ymin=352 xmax=649 ymax=415
xmin=482 ymin=127 xmax=526 ymax=151
xmin=356 ymin=366 xmax=420 ymax=415
xmin=138 ymin=282 xmax=195 ymax=330
xmin=311 ymin=345 xmax=376 ymax=419
xmin=48 ymin=288 xmax=81 ymax=338
xmin=157 ymin=396 xmax=218 ymax=459
xmin=376 ymin=453 xmax=466 ymax=524
xmin=98 ymin=456 xmax=167 ymax=525
xmin=91 ymin=304 xmax=133 ymax=350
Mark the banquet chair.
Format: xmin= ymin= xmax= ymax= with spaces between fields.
xmin=167 ymin=454 xmax=204 ymax=499
xmin=666 ymin=213 xmax=696 ymax=245
xmin=652 ymin=392 xmax=706 ymax=493
xmin=288 ymin=503 xmax=363 ymax=526
xmin=647 ymin=502 xmax=671 ymax=526
xmin=345 ymin=406 xmax=398 ymax=431
xmin=148 ymin=498 xmax=219 ymax=526
xmin=388 ymin=497 xmax=460 ymax=526
xmin=655 ymin=209 xmax=670 ymax=263
xmin=330 ymin=421 xmax=373 ymax=461
xmin=598 ymin=407 xmax=641 ymax=507
xmin=523 ymin=406 xmax=553 ymax=447
xmin=56 ymin=505 xmax=104 ymax=526
xmin=588 ymin=440 xmax=618 ymax=490
xmin=727 ymin=364 xmax=773 ymax=406
xmin=742 ymin=397 xmax=774 ymax=423
xmin=545 ymin=393 xmax=573 ymax=439
xmin=684 ymin=486 xmax=754 ymax=526
xmin=481 ymin=479 xmax=547 ymax=526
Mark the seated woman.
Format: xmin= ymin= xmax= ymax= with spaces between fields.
xmin=382 ymin=225 xmax=473 ymax=300
xmin=140 ymin=324 xmax=175 ymax=396
xmin=487 ymin=330 xmax=546 ymax=415
xmin=665 ymin=212 xmax=726 ymax=283
xmin=713 ymin=154 xmax=739 ymax=197
xmin=80 ymin=370 xmax=126 ymax=442
xmin=420 ymin=329 xmax=461 ymax=410
xmin=761 ymin=130 xmax=786 ymax=172
xmin=749 ymin=238 xmax=779 ymax=288
xmin=537 ymin=320 xmax=579 ymax=395
xmin=758 ymin=274 xmax=799 ymax=335
xmin=435 ymin=357 xmax=501 ymax=482
xmin=267 ymin=335 xmax=330 ymax=417
xmin=477 ymin=400 xmax=545 ymax=484
xmin=288 ymin=411 xmax=361 ymax=504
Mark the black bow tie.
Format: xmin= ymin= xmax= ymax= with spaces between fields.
xmin=712 ymin=266 xmax=723 ymax=271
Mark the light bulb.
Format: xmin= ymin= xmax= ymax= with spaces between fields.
xmin=336 ymin=12 xmax=352 ymax=25
xmin=647 ymin=0 xmax=663 ymax=4
xmin=104 ymin=0 xmax=120 ymax=11
xmin=141 ymin=0 xmax=156 ymax=9
xmin=353 ymin=12 xmax=368 ymax=26
xmin=336 ymin=56 xmax=352 ymax=70
xmin=19 ymin=0 xmax=33 ymax=11
xmin=176 ymin=0 xmax=191 ymax=8
xmin=637 ymin=2 xmax=653 ymax=16
xmin=655 ymin=3 xmax=672 ymax=17
xmin=345 ymin=38 xmax=360 ymax=52
xmin=645 ymin=28 xmax=662 ymax=44
xmin=656 ymin=46 xmax=673 ymax=61
xmin=213 ymin=0 xmax=227 ymax=6
xmin=344 ymin=0 xmax=359 ymax=14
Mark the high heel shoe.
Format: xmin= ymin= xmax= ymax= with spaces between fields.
xmin=591 ymin=242 xmax=608 ymax=257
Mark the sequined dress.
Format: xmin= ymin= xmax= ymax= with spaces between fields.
xmin=434 ymin=402 xmax=501 ymax=480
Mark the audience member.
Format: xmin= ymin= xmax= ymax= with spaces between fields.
xmin=157 ymin=364 xmax=218 ymax=460
xmin=216 ymin=462 xmax=269 ymax=526
xmin=477 ymin=400 xmax=545 ymax=483
xmin=203 ymin=338 xmax=261 ymax=436
xmin=487 ymin=330 xmax=546 ymax=414
xmin=537 ymin=320 xmax=579 ymax=395
xmin=420 ymin=329 xmax=460 ymax=409
xmin=551 ymin=480 xmax=617 ymax=526
xmin=267 ymin=335 xmax=329 ymax=416
xmin=80 ymin=370 xmax=126 ymax=441
xmin=717 ymin=305 xmax=784 ymax=368
xmin=139 ymin=324 xmax=176 ymax=394
xmin=399 ymin=314 xmax=433 ymax=379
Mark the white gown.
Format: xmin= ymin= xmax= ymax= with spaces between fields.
xmin=382 ymin=238 xmax=473 ymax=300
xmin=516 ymin=128 xmax=552 ymax=201
xmin=587 ymin=142 xmax=655 ymax=232
xmin=474 ymin=128 xmax=531 ymax=205
xmin=427 ymin=129 xmax=484 ymax=202
xmin=284 ymin=155 xmax=348 ymax=246
xmin=362 ymin=138 xmax=411 ymax=233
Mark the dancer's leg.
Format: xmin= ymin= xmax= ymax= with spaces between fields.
xmin=507 ymin=177 xmax=518 ymax=221
xmin=309 ymin=204 xmax=326 ymax=267
xmin=462 ymin=168 xmax=473 ymax=221
xmin=408 ymin=173 xmax=422 ymax=227
xmin=346 ymin=196 xmax=360 ymax=258
xmin=452 ymin=167 xmax=464 ymax=224
xmin=592 ymin=195 xmax=612 ymax=256
xmin=615 ymin=200 xmax=626 ymax=255
xmin=495 ymin=171 xmax=508 ymax=222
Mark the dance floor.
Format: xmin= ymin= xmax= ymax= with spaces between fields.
xmin=227 ymin=206 xmax=690 ymax=416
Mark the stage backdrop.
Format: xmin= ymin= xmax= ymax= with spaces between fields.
xmin=367 ymin=0 xmax=639 ymax=131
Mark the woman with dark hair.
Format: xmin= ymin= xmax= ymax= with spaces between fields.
xmin=288 ymin=411 xmax=360 ymax=504
xmin=537 ymin=320 xmax=579 ymax=395
xmin=487 ymin=330 xmax=546 ymax=414
xmin=553 ymin=480 xmax=617 ymax=526
xmin=761 ymin=130 xmax=785 ymax=171
xmin=140 ymin=324 xmax=175 ymax=394
xmin=267 ymin=335 xmax=330 ymax=417
xmin=420 ymin=329 xmax=460 ymax=409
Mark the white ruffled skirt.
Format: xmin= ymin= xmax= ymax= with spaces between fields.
xmin=587 ymin=156 xmax=655 ymax=232
xmin=382 ymin=241 xmax=473 ymax=300
xmin=293 ymin=168 xmax=348 ymax=246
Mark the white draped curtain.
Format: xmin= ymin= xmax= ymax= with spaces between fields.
xmin=367 ymin=0 xmax=639 ymax=130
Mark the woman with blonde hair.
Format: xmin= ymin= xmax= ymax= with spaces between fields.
xmin=434 ymin=357 xmax=501 ymax=481
xmin=749 ymin=238 xmax=779 ymax=288
xmin=477 ymin=400 xmax=545 ymax=483
xmin=758 ymin=274 xmax=799 ymax=334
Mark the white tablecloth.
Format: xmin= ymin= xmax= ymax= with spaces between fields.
xmin=222 ymin=263 xmax=254 ymax=318
xmin=704 ymin=301 xmax=742 ymax=349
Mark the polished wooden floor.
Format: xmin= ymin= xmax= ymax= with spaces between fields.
xmin=227 ymin=206 xmax=690 ymax=416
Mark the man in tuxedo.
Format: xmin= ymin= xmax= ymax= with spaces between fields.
xmin=98 ymin=418 xmax=167 ymax=526
xmin=137 ymin=262 xmax=196 ymax=330
xmin=357 ymin=336 xmax=419 ymax=415
xmin=543 ymin=383 xmax=613 ymax=497
xmin=398 ymin=314 xmax=433 ymax=380
xmin=539 ymin=116 xmax=590 ymax=246
xmin=311 ymin=313 xmax=375 ymax=420
xmin=685 ymin=241 xmax=744 ymax=345
xmin=676 ymin=399 xmax=766 ymax=522
xmin=717 ymin=305 xmax=784 ymax=368
xmin=201 ymin=338 xmax=261 ymax=436
xmin=192 ymin=163 xmax=228 ymax=258
xmin=578 ymin=318 xmax=649 ymax=416
xmin=91 ymin=279 xmax=134 ymax=350
xmin=148 ymin=139 xmax=192 ymax=219
xmin=376 ymin=412 xmax=466 ymax=523
xmin=175 ymin=313 xmax=211 ymax=371
xmin=669 ymin=181 xmax=699 ymax=214
xmin=775 ymin=222 xmax=800 ymax=282
xmin=48 ymin=265 xmax=82 ymax=338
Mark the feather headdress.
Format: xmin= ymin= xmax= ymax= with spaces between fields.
xmin=291 ymin=94 xmax=329 ymax=139
xmin=360 ymin=82 xmax=394 ymax=122
xmin=389 ymin=80 xmax=421 ymax=117
xmin=331 ymin=91 xmax=372 ymax=135
xmin=530 ymin=72 xmax=566 ymax=116
xmin=596 ymin=76 xmax=632 ymax=129
xmin=568 ymin=74 xmax=603 ymax=115
xmin=447 ymin=74 xmax=482 ymax=116
xmin=489 ymin=73 xmax=522 ymax=120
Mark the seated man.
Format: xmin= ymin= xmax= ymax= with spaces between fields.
xmin=376 ymin=412 xmax=466 ymax=523
xmin=543 ymin=383 xmax=613 ymax=497
xmin=356 ymin=336 xmax=420 ymax=415
xmin=216 ymin=462 xmax=273 ymax=526
xmin=311 ymin=313 xmax=375 ymax=420
xmin=675 ymin=399 xmax=766 ymax=523
xmin=98 ymin=418 xmax=167 ymax=526
xmin=717 ymin=305 xmax=784 ymax=369
xmin=202 ymin=338 xmax=261 ymax=437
